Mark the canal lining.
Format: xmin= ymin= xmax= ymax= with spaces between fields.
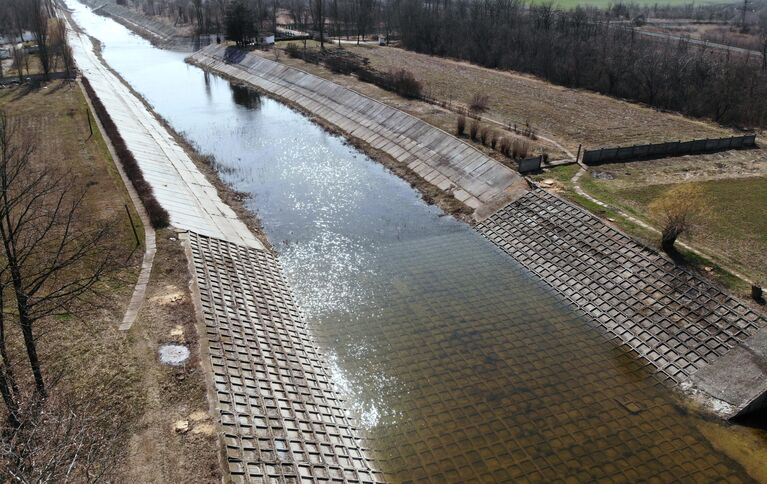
xmin=478 ymin=189 xmax=767 ymax=415
xmin=186 ymin=232 xmax=380 ymax=482
xmin=186 ymin=45 xmax=528 ymax=219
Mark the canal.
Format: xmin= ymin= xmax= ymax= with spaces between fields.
xmin=66 ymin=2 xmax=764 ymax=480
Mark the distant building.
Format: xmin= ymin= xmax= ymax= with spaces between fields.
xmin=259 ymin=34 xmax=275 ymax=46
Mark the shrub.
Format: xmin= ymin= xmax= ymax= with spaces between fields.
xmin=490 ymin=131 xmax=498 ymax=150
xmin=478 ymin=126 xmax=489 ymax=145
xmin=512 ymin=139 xmax=530 ymax=159
xmin=469 ymin=93 xmax=490 ymax=114
xmin=456 ymin=115 xmax=466 ymax=137
xmin=284 ymin=43 xmax=301 ymax=58
xmin=498 ymin=137 xmax=510 ymax=157
xmin=649 ymin=184 xmax=705 ymax=253
xmin=469 ymin=120 xmax=480 ymax=141
xmin=81 ymin=77 xmax=170 ymax=229
xmin=323 ymin=53 xmax=363 ymax=75
xmin=389 ymin=69 xmax=422 ymax=99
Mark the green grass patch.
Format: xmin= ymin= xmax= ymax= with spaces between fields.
xmin=532 ymin=163 xmax=580 ymax=184
xmin=585 ymin=174 xmax=767 ymax=286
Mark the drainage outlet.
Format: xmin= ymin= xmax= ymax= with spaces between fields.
xmin=159 ymin=344 xmax=190 ymax=366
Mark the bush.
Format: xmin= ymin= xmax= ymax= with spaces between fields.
xmin=81 ymin=77 xmax=170 ymax=229
xmin=469 ymin=93 xmax=490 ymax=114
xmin=489 ymin=131 xmax=498 ymax=150
xmin=389 ymin=69 xmax=422 ymax=99
xmin=456 ymin=115 xmax=466 ymax=137
xmin=512 ymin=139 xmax=530 ymax=159
xmin=284 ymin=43 xmax=301 ymax=58
xmin=478 ymin=126 xmax=489 ymax=145
xmin=498 ymin=137 xmax=510 ymax=157
xmin=649 ymin=184 xmax=705 ymax=253
xmin=323 ymin=53 xmax=363 ymax=75
xmin=469 ymin=120 xmax=480 ymax=141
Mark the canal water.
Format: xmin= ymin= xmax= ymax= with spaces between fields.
xmin=67 ymin=2 xmax=763 ymax=480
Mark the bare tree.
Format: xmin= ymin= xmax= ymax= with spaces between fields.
xmin=29 ymin=0 xmax=51 ymax=80
xmin=0 ymin=112 xmax=116 ymax=404
xmin=313 ymin=0 xmax=325 ymax=49
xmin=10 ymin=45 xmax=26 ymax=83
xmin=649 ymin=184 xmax=705 ymax=254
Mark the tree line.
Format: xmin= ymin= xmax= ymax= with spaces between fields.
xmin=392 ymin=0 xmax=767 ymax=128
xmin=0 ymin=0 xmax=75 ymax=81
xmin=104 ymin=0 xmax=767 ymax=128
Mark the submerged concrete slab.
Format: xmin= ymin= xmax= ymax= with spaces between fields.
xmin=187 ymin=45 xmax=528 ymax=219
xmin=478 ymin=189 xmax=767 ymax=417
xmin=67 ymin=25 xmax=264 ymax=250
xmin=186 ymin=233 xmax=380 ymax=482
xmin=689 ymin=326 xmax=767 ymax=418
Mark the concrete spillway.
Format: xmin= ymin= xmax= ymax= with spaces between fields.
xmin=67 ymin=0 xmax=767 ymax=478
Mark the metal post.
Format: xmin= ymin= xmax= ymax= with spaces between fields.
xmin=125 ymin=204 xmax=141 ymax=247
xmin=86 ymin=108 xmax=93 ymax=140
xmin=576 ymin=144 xmax=581 ymax=163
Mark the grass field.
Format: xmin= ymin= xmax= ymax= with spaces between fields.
xmin=583 ymin=173 xmax=767 ymax=285
xmin=340 ymin=44 xmax=732 ymax=152
xmin=0 ymin=81 xmax=218 ymax=480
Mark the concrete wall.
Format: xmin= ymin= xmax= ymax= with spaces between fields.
xmin=583 ymin=134 xmax=757 ymax=165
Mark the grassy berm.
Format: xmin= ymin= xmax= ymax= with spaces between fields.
xmin=0 ymin=80 xmax=219 ymax=481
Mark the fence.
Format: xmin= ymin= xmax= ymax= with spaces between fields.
xmin=582 ymin=134 xmax=757 ymax=166
xmin=517 ymin=156 xmax=542 ymax=174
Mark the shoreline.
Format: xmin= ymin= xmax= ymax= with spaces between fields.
xmin=87 ymin=35 xmax=274 ymax=252
xmin=185 ymin=56 xmax=477 ymax=224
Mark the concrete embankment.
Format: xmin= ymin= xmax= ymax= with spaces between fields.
xmin=478 ymin=189 xmax=767 ymax=418
xmin=68 ymin=24 xmax=262 ymax=248
xmin=187 ymin=44 xmax=767 ymax=419
xmin=80 ymin=0 xmax=211 ymax=49
xmin=68 ymin=20 xmax=380 ymax=482
xmin=187 ymin=45 xmax=527 ymax=219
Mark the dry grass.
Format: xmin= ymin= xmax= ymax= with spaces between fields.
xmin=0 ymin=81 xmax=218 ymax=481
xmin=266 ymin=44 xmax=562 ymax=164
xmin=341 ymin=45 xmax=734 ymax=151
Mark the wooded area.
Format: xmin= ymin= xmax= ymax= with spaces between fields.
xmin=393 ymin=0 xmax=767 ymax=128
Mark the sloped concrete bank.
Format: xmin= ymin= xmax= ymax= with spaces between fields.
xmin=67 ymin=17 xmax=380 ymax=483
xmin=80 ymin=0 xmax=211 ymax=50
xmin=479 ymin=189 xmax=767 ymax=418
xmin=187 ymin=45 xmax=528 ymax=220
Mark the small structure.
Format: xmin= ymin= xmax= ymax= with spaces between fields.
xmin=259 ymin=34 xmax=275 ymax=46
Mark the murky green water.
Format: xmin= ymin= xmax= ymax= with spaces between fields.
xmin=67 ymin=2 xmax=765 ymax=480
